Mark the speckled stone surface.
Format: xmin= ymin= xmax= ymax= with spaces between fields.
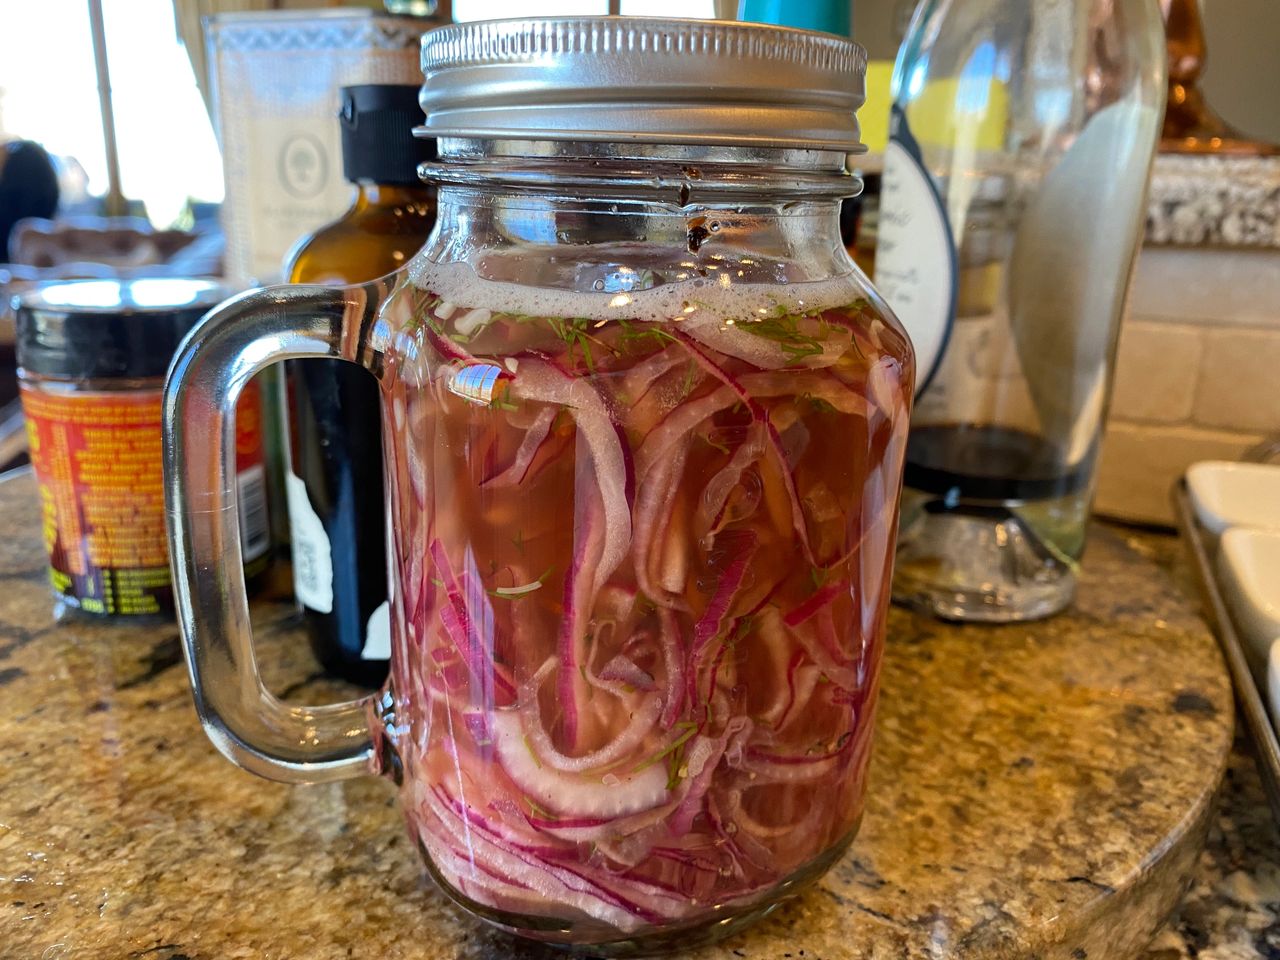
xmin=1144 ymin=732 xmax=1280 ymax=960
xmin=0 ymin=470 xmax=1239 ymax=960
xmin=1146 ymin=155 xmax=1280 ymax=249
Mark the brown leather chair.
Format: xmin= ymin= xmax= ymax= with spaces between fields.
xmin=0 ymin=215 xmax=226 ymax=466
xmin=0 ymin=215 xmax=226 ymax=337
xmin=8 ymin=216 xmax=221 ymax=274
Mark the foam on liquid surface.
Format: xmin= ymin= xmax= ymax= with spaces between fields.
xmin=408 ymin=257 xmax=866 ymax=325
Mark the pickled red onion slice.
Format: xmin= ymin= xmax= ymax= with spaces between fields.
xmin=388 ymin=289 xmax=909 ymax=940
xmin=491 ymin=712 xmax=671 ymax=819
xmin=509 ymin=356 xmax=632 ymax=594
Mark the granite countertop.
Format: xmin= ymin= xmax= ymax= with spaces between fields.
xmin=854 ymin=151 xmax=1280 ymax=251
xmin=0 ymin=469 xmax=1272 ymax=960
xmin=1145 ymin=154 xmax=1280 ymax=249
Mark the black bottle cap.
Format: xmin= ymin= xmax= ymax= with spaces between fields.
xmin=14 ymin=278 xmax=227 ymax=380
xmin=340 ymin=84 xmax=437 ymax=186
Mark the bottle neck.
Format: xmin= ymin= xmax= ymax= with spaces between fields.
xmin=350 ymin=181 xmax=434 ymax=210
xmin=424 ymin=186 xmax=852 ymax=291
xmin=418 ymin=143 xmax=862 ymax=289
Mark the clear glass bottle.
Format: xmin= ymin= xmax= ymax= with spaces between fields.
xmin=876 ymin=0 xmax=1167 ymax=621
xmin=164 ymin=17 xmax=913 ymax=954
xmin=284 ymin=84 xmax=437 ymax=687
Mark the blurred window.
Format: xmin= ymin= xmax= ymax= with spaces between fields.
xmin=0 ymin=0 xmax=222 ymax=227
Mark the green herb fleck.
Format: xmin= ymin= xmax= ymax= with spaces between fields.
xmin=617 ymin=318 xmax=677 ymax=353
xmin=521 ymin=733 xmax=543 ymax=769
xmin=548 ymin=316 xmax=617 ymax=373
xmin=741 ymin=309 xmax=831 ymax=365
xmin=700 ymin=431 xmax=730 ymax=455
xmin=522 ymin=796 xmax=556 ymax=819
xmin=666 ymin=739 xmax=691 ymax=791
xmin=679 ymin=361 xmax=698 ymax=400
xmin=803 ymin=393 xmax=839 ymax=414
xmin=631 ymin=725 xmax=698 ymax=775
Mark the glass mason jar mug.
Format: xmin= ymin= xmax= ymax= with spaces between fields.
xmin=164 ymin=18 xmax=914 ymax=954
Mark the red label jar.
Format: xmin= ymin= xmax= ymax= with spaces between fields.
xmin=14 ymin=278 xmax=265 ymax=618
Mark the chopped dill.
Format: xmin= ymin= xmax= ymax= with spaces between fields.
xmin=803 ymin=393 xmax=839 ymax=414
xmin=548 ymin=316 xmax=618 ymax=373
xmin=666 ymin=761 xmax=683 ymax=790
xmin=616 ymin=318 xmax=677 ymax=353
xmin=730 ymin=615 xmax=755 ymax=644
xmin=679 ymin=361 xmax=699 ymax=400
xmin=741 ymin=312 xmax=828 ymax=365
xmin=401 ymin=292 xmax=442 ymax=334
xmin=523 ymin=796 xmax=556 ymax=819
xmin=631 ymin=724 xmax=698 ymax=775
xmin=699 ymin=431 xmax=731 ymax=455
xmin=521 ymin=733 xmax=543 ymax=769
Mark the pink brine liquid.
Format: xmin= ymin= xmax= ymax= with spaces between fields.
xmin=375 ymin=258 xmax=913 ymax=943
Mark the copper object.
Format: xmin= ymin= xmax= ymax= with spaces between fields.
xmin=1160 ymin=0 xmax=1278 ymax=155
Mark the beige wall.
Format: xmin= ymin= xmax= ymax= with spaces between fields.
xmin=1200 ymin=0 xmax=1280 ymax=144
xmin=853 ymin=0 xmax=1280 ymax=146
xmin=852 ymin=0 xmax=905 ymax=60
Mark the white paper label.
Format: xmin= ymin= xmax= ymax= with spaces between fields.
xmin=241 ymin=119 xmax=352 ymax=284
xmin=875 ymin=113 xmax=958 ymax=397
xmin=363 ymin=600 xmax=391 ymax=661
xmin=236 ymin=464 xmax=271 ymax=564
xmin=286 ymin=471 xmax=333 ymax=614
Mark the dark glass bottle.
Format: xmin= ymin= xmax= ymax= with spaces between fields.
xmin=283 ymin=84 xmax=437 ymax=686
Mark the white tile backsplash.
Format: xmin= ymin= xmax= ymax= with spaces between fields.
xmin=1095 ymin=246 xmax=1280 ymax=524
xmin=1130 ymin=247 xmax=1280 ymax=328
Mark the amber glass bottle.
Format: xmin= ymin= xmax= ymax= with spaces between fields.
xmin=284 ymin=84 xmax=436 ymax=686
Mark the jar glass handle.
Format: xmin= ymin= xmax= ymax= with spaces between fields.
xmin=163 ymin=280 xmax=390 ymax=783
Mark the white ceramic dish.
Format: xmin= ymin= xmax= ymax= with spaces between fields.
xmin=1218 ymin=526 xmax=1280 ymax=674
xmin=1176 ymin=479 xmax=1280 ymax=828
xmin=1187 ymin=460 xmax=1280 ymax=539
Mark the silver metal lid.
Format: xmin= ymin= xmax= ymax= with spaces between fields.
xmin=418 ymin=17 xmax=867 ymax=152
